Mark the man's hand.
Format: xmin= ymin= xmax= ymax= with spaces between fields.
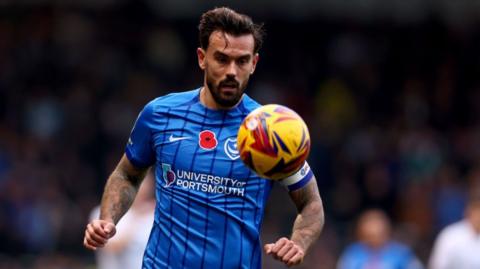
xmin=83 ymin=219 xmax=117 ymax=250
xmin=264 ymin=237 xmax=305 ymax=267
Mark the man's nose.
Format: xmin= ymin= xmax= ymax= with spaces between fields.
xmin=226 ymin=61 xmax=238 ymax=77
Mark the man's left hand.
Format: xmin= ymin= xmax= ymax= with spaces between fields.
xmin=264 ymin=237 xmax=305 ymax=267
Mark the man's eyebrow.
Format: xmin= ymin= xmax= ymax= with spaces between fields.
xmin=238 ymin=55 xmax=251 ymax=60
xmin=213 ymin=51 xmax=229 ymax=58
xmin=213 ymin=51 xmax=251 ymax=59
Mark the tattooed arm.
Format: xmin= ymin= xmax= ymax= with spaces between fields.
xmin=83 ymin=154 xmax=149 ymax=250
xmin=264 ymin=177 xmax=324 ymax=267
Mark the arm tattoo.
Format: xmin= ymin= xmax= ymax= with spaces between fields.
xmin=289 ymin=178 xmax=324 ymax=253
xmin=99 ymin=157 xmax=148 ymax=224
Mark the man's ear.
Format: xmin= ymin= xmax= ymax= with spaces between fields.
xmin=197 ymin=47 xmax=206 ymax=70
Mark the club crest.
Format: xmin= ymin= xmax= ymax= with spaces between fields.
xmin=224 ymin=137 xmax=240 ymax=160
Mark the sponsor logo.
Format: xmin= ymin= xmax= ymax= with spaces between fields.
xmin=245 ymin=117 xmax=259 ymax=130
xmin=160 ymin=163 xmax=246 ymax=196
xmin=199 ymin=130 xmax=218 ymax=150
xmin=224 ymin=138 xmax=240 ymax=160
xmin=168 ymin=134 xmax=191 ymax=143
xmin=162 ymin=163 xmax=176 ymax=187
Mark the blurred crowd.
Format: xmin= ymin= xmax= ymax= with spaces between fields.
xmin=1 ymin=2 xmax=480 ymax=269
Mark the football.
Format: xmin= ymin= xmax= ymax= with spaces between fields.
xmin=237 ymin=104 xmax=311 ymax=180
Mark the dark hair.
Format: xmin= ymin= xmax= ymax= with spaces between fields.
xmin=198 ymin=7 xmax=265 ymax=54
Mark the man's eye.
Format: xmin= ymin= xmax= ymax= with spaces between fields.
xmin=237 ymin=58 xmax=248 ymax=65
xmin=217 ymin=57 xmax=228 ymax=64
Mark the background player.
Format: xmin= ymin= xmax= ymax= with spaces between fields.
xmin=83 ymin=7 xmax=324 ymax=268
xmin=428 ymin=189 xmax=480 ymax=269
xmin=337 ymin=209 xmax=423 ymax=269
xmin=88 ymin=170 xmax=155 ymax=269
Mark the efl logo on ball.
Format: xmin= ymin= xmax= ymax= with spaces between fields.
xmin=237 ymin=104 xmax=311 ymax=180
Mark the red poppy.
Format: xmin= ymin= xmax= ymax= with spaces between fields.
xmin=199 ymin=130 xmax=217 ymax=150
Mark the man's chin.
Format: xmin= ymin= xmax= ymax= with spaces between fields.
xmin=215 ymin=95 xmax=241 ymax=107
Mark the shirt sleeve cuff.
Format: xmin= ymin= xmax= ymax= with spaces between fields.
xmin=125 ymin=148 xmax=150 ymax=169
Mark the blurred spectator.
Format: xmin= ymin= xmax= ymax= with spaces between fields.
xmin=337 ymin=209 xmax=423 ymax=269
xmin=428 ymin=189 xmax=480 ymax=269
xmin=432 ymin=164 xmax=466 ymax=232
xmin=89 ymin=170 xmax=155 ymax=269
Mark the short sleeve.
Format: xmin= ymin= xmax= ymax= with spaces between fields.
xmin=125 ymin=102 xmax=156 ymax=168
xmin=278 ymin=162 xmax=313 ymax=192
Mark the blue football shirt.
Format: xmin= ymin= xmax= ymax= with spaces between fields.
xmin=125 ymin=88 xmax=313 ymax=269
xmin=337 ymin=241 xmax=424 ymax=269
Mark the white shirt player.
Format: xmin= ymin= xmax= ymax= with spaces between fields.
xmin=89 ymin=205 xmax=154 ymax=269
xmin=429 ymin=220 xmax=480 ymax=269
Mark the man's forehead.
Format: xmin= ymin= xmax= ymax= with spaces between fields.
xmin=208 ymin=31 xmax=255 ymax=54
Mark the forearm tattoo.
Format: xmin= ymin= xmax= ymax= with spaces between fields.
xmin=99 ymin=168 xmax=146 ymax=224
xmin=289 ymin=180 xmax=324 ymax=253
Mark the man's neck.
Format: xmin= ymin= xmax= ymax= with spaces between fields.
xmin=199 ymin=87 xmax=218 ymax=109
xmin=199 ymin=86 xmax=242 ymax=110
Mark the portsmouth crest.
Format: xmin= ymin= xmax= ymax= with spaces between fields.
xmin=224 ymin=137 xmax=240 ymax=160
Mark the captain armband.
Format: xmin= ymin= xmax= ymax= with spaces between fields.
xmin=278 ymin=162 xmax=313 ymax=191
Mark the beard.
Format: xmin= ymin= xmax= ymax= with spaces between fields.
xmin=206 ymin=73 xmax=249 ymax=108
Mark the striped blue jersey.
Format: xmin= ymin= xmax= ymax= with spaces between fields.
xmin=125 ymin=88 xmax=313 ymax=269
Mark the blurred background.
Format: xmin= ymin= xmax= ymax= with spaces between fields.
xmin=1 ymin=0 xmax=480 ymax=268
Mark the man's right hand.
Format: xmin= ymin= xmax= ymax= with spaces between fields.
xmin=83 ymin=219 xmax=117 ymax=250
